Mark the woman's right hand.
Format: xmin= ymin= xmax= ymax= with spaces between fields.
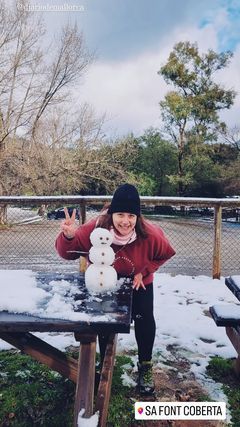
xmin=61 ymin=207 xmax=78 ymax=239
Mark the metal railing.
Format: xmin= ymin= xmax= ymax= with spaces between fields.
xmin=0 ymin=196 xmax=239 ymax=278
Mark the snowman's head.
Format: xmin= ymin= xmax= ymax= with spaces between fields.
xmin=90 ymin=227 xmax=113 ymax=247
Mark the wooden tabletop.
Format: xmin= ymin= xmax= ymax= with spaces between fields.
xmin=0 ymin=272 xmax=133 ymax=334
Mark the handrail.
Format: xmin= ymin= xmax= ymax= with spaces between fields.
xmin=0 ymin=195 xmax=240 ymax=207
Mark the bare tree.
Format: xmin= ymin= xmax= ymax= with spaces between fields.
xmin=0 ymin=1 xmax=94 ymax=196
xmin=31 ymin=23 xmax=93 ymax=139
xmin=17 ymin=108 xmax=137 ymax=195
xmin=0 ymin=0 xmax=137 ymax=221
xmin=0 ymin=1 xmax=94 ymax=147
xmin=0 ymin=1 xmax=45 ymax=150
xmin=219 ymin=126 xmax=240 ymax=152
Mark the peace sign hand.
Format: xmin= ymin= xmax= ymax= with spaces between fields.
xmin=61 ymin=207 xmax=78 ymax=239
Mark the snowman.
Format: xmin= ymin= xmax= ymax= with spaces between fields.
xmin=85 ymin=227 xmax=118 ymax=293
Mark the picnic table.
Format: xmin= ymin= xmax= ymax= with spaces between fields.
xmin=0 ymin=271 xmax=133 ymax=426
xmin=209 ymin=276 xmax=240 ymax=376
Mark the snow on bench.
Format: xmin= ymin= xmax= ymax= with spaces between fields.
xmin=209 ymin=304 xmax=240 ymax=326
xmin=209 ymin=276 xmax=240 ymax=376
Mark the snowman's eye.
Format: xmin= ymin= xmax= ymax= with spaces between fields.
xmin=106 ymin=237 xmax=109 ymax=240
xmin=100 ymin=237 xmax=103 ymax=240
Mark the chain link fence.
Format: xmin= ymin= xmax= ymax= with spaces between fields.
xmin=0 ymin=197 xmax=239 ymax=277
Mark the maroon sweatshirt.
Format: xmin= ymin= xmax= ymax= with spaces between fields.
xmin=55 ymin=219 xmax=176 ymax=286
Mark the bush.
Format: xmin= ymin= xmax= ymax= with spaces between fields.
xmin=206 ymin=356 xmax=240 ymax=427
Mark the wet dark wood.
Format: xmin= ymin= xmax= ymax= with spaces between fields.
xmin=225 ymin=277 xmax=240 ymax=302
xmin=209 ymin=305 xmax=240 ymax=326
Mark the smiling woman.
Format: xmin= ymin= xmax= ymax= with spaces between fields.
xmin=108 ymin=184 xmax=139 ymax=239
xmin=55 ymin=183 xmax=175 ymax=395
xmin=112 ymin=212 xmax=137 ymax=236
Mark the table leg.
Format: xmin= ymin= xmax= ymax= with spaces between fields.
xmin=226 ymin=326 xmax=240 ymax=376
xmin=73 ymin=334 xmax=97 ymax=426
xmin=95 ymin=333 xmax=117 ymax=427
xmin=0 ymin=332 xmax=78 ymax=382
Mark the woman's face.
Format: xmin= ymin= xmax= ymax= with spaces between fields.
xmin=112 ymin=212 xmax=137 ymax=236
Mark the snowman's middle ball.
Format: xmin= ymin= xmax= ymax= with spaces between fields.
xmin=89 ymin=246 xmax=115 ymax=265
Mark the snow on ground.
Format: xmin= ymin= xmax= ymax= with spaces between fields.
xmin=0 ymin=269 xmax=239 ymax=401
xmin=118 ymin=273 xmax=239 ymax=403
xmin=7 ymin=207 xmax=43 ymax=224
xmin=77 ymin=409 xmax=99 ymax=427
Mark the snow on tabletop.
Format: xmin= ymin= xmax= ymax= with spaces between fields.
xmin=0 ymin=270 xmax=46 ymax=313
xmin=78 ymin=409 xmax=99 ymax=427
xmin=0 ymin=270 xmax=117 ymax=322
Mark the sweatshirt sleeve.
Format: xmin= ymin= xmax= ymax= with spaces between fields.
xmin=55 ymin=219 xmax=96 ymax=260
xmin=141 ymin=224 xmax=176 ymax=276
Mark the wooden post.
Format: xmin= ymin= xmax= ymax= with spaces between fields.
xmin=0 ymin=203 xmax=8 ymax=225
xmin=80 ymin=201 xmax=86 ymax=225
xmin=73 ymin=334 xmax=96 ymax=426
xmin=95 ymin=334 xmax=117 ymax=427
xmin=213 ymin=205 xmax=222 ymax=279
xmin=79 ymin=256 xmax=87 ymax=272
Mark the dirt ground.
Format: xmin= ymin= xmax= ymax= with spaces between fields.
xmin=136 ymin=367 xmax=226 ymax=427
xmin=129 ymin=348 xmax=227 ymax=427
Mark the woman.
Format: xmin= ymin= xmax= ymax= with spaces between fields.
xmin=55 ymin=183 xmax=175 ymax=395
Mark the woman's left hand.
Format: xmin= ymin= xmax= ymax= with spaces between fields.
xmin=132 ymin=272 xmax=146 ymax=291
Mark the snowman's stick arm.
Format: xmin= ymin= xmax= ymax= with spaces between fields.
xmin=67 ymin=250 xmax=89 ymax=255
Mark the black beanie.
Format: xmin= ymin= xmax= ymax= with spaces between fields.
xmin=108 ymin=184 xmax=141 ymax=216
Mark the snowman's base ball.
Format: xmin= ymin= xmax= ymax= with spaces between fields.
xmin=85 ymin=264 xmax=118 ymax=293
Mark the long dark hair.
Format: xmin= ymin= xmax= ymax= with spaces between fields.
xmin=96 ymin=203 xmax=148 ymax=239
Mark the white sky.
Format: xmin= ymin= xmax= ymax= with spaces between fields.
xmin=0 ymin=269 xmax=239 ymax=413
xmin=77 ymin=18 xmax=240 ymax=138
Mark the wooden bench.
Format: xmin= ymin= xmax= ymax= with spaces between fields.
xmin=0 ymin=272 xmax=133 ymax=426
xmin=209 ymin=276 xmax=240 ymax=375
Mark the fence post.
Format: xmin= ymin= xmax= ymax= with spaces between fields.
xmin=79 ymin=201 xmax=87 ymax=273
xmin=0 ymin=203 xmax=8 ymax=225
xmin=213 ymin=205 xmax=222 ymax=279
xmin=80 ymin=201 xmax=86 ymax=225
